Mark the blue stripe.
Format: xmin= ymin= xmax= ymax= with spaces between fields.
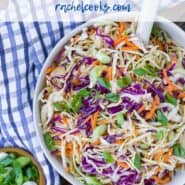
xmin=70 ymin=22 xmax=84 ymax=30
xmin=58 ymin=22 xmax=64 ymax=39
xmin=6 ymin=23 xmax=30 ymax=148
xmin=18 ymin=22 xmax=35 ymax=151
xmin=32 ymin=63 xmax=37 ymax=87
xmin=46 ymin=22 xmax=56 ymax=47
xmin=33 ymin=22 xmax=48 ymax=58
xmin=30 ymin=42 xmax=43 ymax=72
xmin=0 ymin=32 xmax=24 ymax=147
xmin=0 ymin=100 xmax=8 ymax=147
xmin=0 ymin=125 xmax=6 ymax=147
xmin=19 ymin=22 xmax=33 ymax=108
xmin=44 ymin=156 xmax=56 ymax=184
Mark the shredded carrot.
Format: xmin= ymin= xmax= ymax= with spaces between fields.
xmin=163 ymin=56 xmax=185 ymax=97
xmin=72 ymin=79 xmax=80 ymax=86
xmin=125 ymin=39 xmax=138 ymax=48
xmin=166 ymin=56 xmax=177 ymax=71
xmin=92 ymin=60 xmax=101 ymax=66
xmin=178 ymin=92 xmax=185 ymax=99
xmin=118 ymin=161 xmax=129 ymax=169
xmin=163 ymin=57 xmax=179 ymax=94
xmin=163 ymin=148 xmax=173 ymax=163
xmin=154 ymin=39 xmax=164 ymax=50
xmin=152 ymin=171 xmax=172 ymax=185
xmin=61 ymin=116 xmax=68 ymax=125
xmin=115 ymin=139 xmax=124 ymax=145
xmin=154 ymin=166 xmax=161 ymax=174
xmin=66 ymin=142 xmax=73 ymax=149
xmin=92 ymin=138 xmax=101 ymax=146
xmin=138 ymin=104 xmax=145 ymax=113
xmin=66 ymin=142 xmax=73 ymax=157
xmin=104 ymin=67 xmax=112 ymax=81
xmin=164 ymin=86 xmax=178 ymax=95
xmin=163 ymin=70 xmax=178 ymax=89
xmin=119 ymin=22 xmax=126 ymax=34
xmin=154 ymin=150 xmax=163 ymax=161
xmin=114 ymin=36 xmax=139 ymax=51
xmin=152 ymin=175 xmax=171 ymax=184
xmin=121 ymin=46 xmax=139 ymax=51
xmin=91 ymin=111 xmax=99 ymax=130
xmin=45 ymin=66 xmax=56 ymax=74
xmin=114 ymin=37 xmax=128 ymax=47
xmin=98 ymin=119 xmax=110 ymax=125
xmin=82 ymin=141 xmax=87 ymax=147
xmin=145 ymin=96 xmax=160 ymax=120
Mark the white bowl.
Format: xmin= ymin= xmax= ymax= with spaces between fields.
xmin=33 ymin=12 xmax=185 ymax=185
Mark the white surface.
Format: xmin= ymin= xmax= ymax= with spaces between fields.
xmin=33 ymin=12 xmax=185 ymax=185
xmin=0 ymin=0 xmax=185 ymax=22
xmin=131 ymin=0 xmax=185 ymax=10
xmin=136 ymin=0 xmax=160 ymax=44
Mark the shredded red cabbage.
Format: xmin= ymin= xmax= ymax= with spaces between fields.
xmin=108 ymin=105 xmax=123 ymax=114
xmin=81 ymin=156 xmax=108 ymax=175
xmin=147 ymin=83 xmax=165 ymax=101
xmin=107 ymin=97 xmax=141 ymax=114
xmin=116 ymin=169 xmax=140 ymax=185
xmin=144 ymin=179 xmax=155 ymax=185
xmin=72 ymin=76 xmax=90 ymax=91
xmin=51 ymin=126 xmax=67 ymax=133
xmin=82 ymin=57 xmax=95 ymax=65
xmin=104 ymin=134 xmax=123 ymax=144
xmin=80 ymin=97 xmax=101 ymax=115
xmin=122 ymin=83 xmax=145 ymax=95
xmin=51 ymin=115 xmax=61 ymax=123
xmin=122 ymin=97 xmax=141 ymax=112
xmin=177 ymin=78 xmax=185 ymax=85
xmin=95 ymin=83 xmax=110 ymax=94
xmin=78 ymin=120 xmax=92 ymax=137
xmin=64 ymin=62 xmax=83 ymax=92
xmin=96 ymin=28 xmax=114 ymax=47
xmin=162 ymin=106 xmax=169 ymax=112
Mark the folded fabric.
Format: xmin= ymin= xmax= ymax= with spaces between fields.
xmin=0 ymin=21 xmax=80 ymax=185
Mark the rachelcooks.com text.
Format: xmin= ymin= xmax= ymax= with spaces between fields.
xmin=55 ymin=1 xmax=131 ymax=13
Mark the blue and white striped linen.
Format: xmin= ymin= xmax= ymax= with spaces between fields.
xmin=0 ymin=21 xmax=82 ymax=185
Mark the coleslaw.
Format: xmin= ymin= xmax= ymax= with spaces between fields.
xmin=39 ymin=22 xmax=185 ymax=185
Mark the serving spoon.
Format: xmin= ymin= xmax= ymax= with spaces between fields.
xmin=136 ymin=0 xmax=161 ymax=44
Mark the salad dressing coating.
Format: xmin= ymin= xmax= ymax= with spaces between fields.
xmin=40 ymin=22 xmax=185 ymax=185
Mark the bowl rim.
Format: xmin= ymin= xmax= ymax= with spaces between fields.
xmin=0 ymin=147 xmax=46 ymax=185
xmin=33 ymin=12 xmax=185 ymax=185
